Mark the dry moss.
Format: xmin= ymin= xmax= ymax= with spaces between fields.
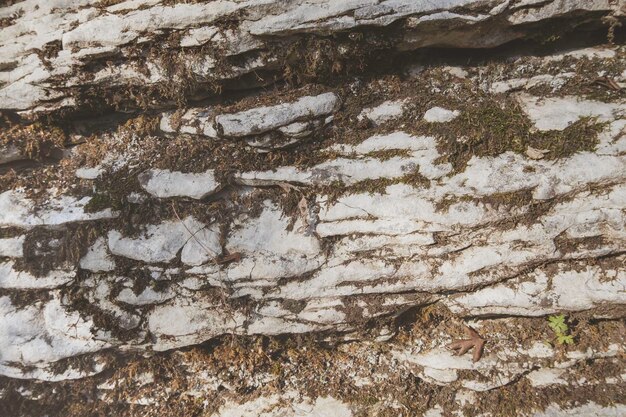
xmin=529 ymin=48 xmax=626 ymax=102
xmin=12 ymin=223 xmax=102 ymax=276
xmin=426 ymin=99 xmax=604 ymax=172
xmin=0 ymin=121 xmax=66 ymax=160
xmin=321 ymin=168 xmax=431 ymax=203
xmin=281 ymin=30 xmax=398 ymax=85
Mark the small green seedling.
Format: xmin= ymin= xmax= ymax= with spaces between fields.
xmin=547 ymin=314 xmax=574 ymax=345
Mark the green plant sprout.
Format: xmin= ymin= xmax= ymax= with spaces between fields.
xmin=548 ymin=314 xmax=574 ymax=345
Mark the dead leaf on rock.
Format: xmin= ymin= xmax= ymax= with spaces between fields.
xmin=526 ymin=146 xmax=549 ymax=160
xmin=296 ymin=195 xmax=310 ymax=233
xmin=215 ymin=252 xmax=242 ymax=265
xmin=448 ymin=326 xmax=486 ymax=362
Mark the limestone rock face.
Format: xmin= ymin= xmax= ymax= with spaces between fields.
xmin=1 ymin=0 xmax=621 ymax=116
xmin=1 ymin=1 xmax=625 ymax=416
xmin=138 ymin=168 xmax=220 ymax=199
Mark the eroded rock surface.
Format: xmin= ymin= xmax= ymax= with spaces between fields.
xmin=1 ymin=1 xmax=625 ymax=416
xmin=1 ymin=0 xmax=622 ymax=116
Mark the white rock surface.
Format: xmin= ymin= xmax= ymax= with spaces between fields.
xmin=358 ymin=99 xmax=406 ymax=125
xmin=489 ymin=73 xmax=574 ymax=94
xmin=446 ymin=261 xmax=626 ymax=317
xmin=517 ymin=94 xmax=626 ymax=131
xmin=181 ymin=225 xmax=222 ymax=266
xmin=423 ymin=106 xmax=460 ymax=123
xmin=526 ymin=368 xmax=567 ymax=387
xmin=532 ymin=403 xmax=626 ymax=417
xmin=394 ymin=347 xmax=528 ymax=391
xmin=108 ymin=217 xmax=205 ymax=263
xmin=442 ymin=66 xmax=468 ymax=78
xmin=395 ymin=342 xmax=621 ymax=392
xmin=227 ymin=202 xmax=320 ymax=258
xmin=179 ymin=202 xmax=329 ymax=303
xmin=75 ymin=166 xmax=104 ymax=180
xmin=0 ymin=262 xmax=74 ymax=290
xmin=138 ymin=169 xmax=220 ymax=199
xmin=0 ymin=295 xmax=108 ymax=379
xmin=229 ymin=108 xmax=625 ymax=308
xmin=147 ymin=296 xmax=245 ymax=351
xmin=507 ymin=0 xmax=612 ymax=25
xmin=79 ymin=238 xmax=116 ymax=272
xmin=238 ymin=131 xmax=451 ymax=185
xmin=545 ymin=46 xmax=617 ymax=61
xmin=0 ymin=235 xmax=25 ymax=258
xmin=212 ymin=394 xmax=353 ymax=417
xmin=0 ymin=191 xmax=117 ymax=229
xmin=160 ymin=108 xmax=218 ymax=137
xmin=116 ymin=286 xmax=175 ymax=306
xmin=62 ymin=2 xmax=247 ymax=50
xmin=215 ymin=93 xmax=339 ymax=137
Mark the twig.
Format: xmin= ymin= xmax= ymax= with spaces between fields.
xmin=171 ymin=202 xmax=219 ymax=257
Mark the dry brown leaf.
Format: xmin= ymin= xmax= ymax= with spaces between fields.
xmin=526 ymin=146 xmax=549 ymax=160
xmin=447 ymin=326 xmax=486 ymax=362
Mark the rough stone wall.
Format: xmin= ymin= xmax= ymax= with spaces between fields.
xmin=0 ymin=1 xmax=625 ymax=416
